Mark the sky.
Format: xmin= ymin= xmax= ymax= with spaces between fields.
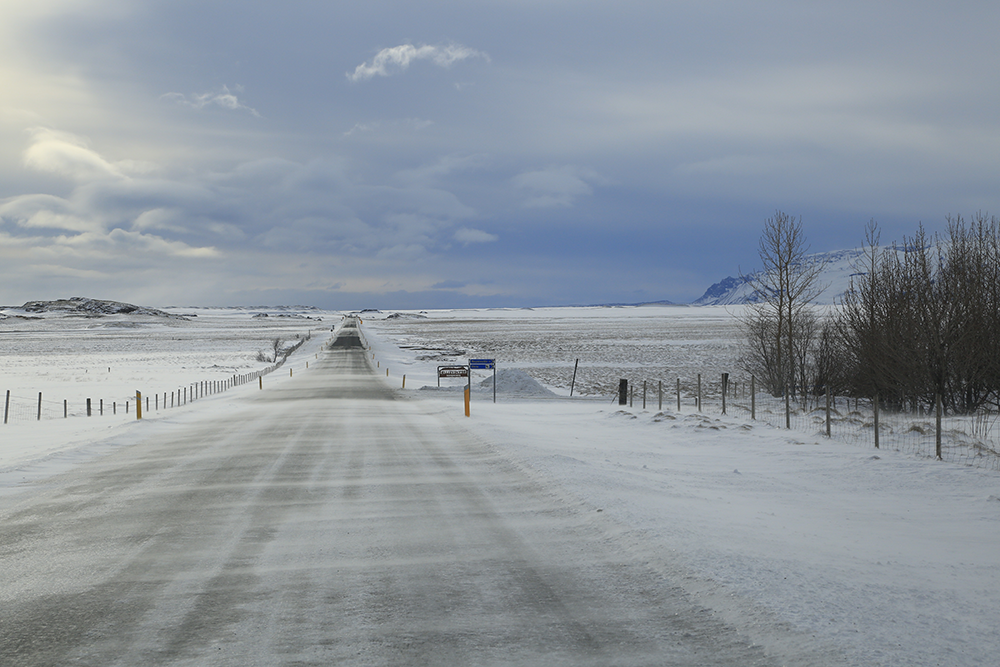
xmin=2 ymin=1 xmax=999 ymax=309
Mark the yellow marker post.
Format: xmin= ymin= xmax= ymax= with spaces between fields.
xmin=402 ymin=375 xmax=406 ymax=389
xmin=136 ymin=391 xmax=142 ymax=420
xmin=259 ymin=376 xmax=262 ymax=390
xmin=464 ymin=387 xmax=470 ymax=417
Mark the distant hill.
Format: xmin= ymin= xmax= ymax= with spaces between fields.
xmin=16 ymin=297 xmax=181 ymax=318
xmin=693 ymin=248 xmax=872 ymax=306
xmin=582 ymin=299 xmax=677 ymax=307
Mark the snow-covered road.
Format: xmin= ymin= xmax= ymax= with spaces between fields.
xmin=0 ymin=330 xmax=834 ymax=666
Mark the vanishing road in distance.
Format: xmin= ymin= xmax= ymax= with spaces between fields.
xmin=0 ymin=320 xmax=833 ymax=666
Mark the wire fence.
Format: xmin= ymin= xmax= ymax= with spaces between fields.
xmin=614 ymin=374 xmax=1000 ymax=471
xmin=2 ymin=335 xmax=310 ymax=426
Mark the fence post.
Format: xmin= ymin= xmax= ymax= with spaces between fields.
xmin=65 ymin=399 xmax=68 ymax=418
xmin=676 ymin=378 xmax=681 ymax=411
xmin=136 ymin=391 xmax=142 ymax=420
xmin=751 ymin=375 xmax=756 ymax=420
xmin=642 ymin=381 xmax=646 ymax=410
xmin=402 ymin=375 xmax=406 ymax=389
xmin=785 ymin=391 xmax=791 ymax=429
xmin=570 ymin=359 xmax=579 ymax=397
xmin=37 ymin=392 xmax=42 ymax=421
xmin=825 ymin=386 xmax=831 ymax=437
xmin=658 ymin=380 xmax=663 ymax=411
xmin=100 ymin=399 xmax=103 ymax=416
xmin=87 ymin=398 xmax=92 ymax=417
xmin=4 ymin=390 xmax=9 ymax=424
xmin=721 ymin=373 xmax=729 ymax=415
xmin=618 ymin=379 xmax=627 ymax=406
xmin=873 ymin=394 xmax=879 ymax=449
xmin=697 ymin=374 xmax=701 ymax=412
xmin=935 ymin=393 xmax=943 ymax=460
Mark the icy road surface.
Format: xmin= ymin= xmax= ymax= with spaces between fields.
xmin=0 ymin=332 xmax=817 ymax=666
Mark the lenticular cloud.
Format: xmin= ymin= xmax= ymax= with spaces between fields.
xmin=347 ymin=43 xmax=489 ymax=82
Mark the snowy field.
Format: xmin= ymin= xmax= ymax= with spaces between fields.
xmin=0 ymin=305 xmax=331 ymax=476
xmin=3 ymin=304 xmax=1000 ymax=666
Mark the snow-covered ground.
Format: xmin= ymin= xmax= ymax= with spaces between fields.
xmin=0 ymin=305 xmax=333 ymax=480
xmin=365 ymin=307 xmax=1000 ymax=667
xmin=3 ymin=304 xmax=999 ymax=666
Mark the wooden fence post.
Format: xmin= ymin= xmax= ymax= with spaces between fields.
xmin=721 ymin=373 xmax=729 ymax=415
xmin=676 ymin=378 xmax=681 ymax=411
xmin=785 ymin=391 xmax=791 ymax=429
xmin=658 ymin=380 xmax=663 ymax=411
xmin=935 ymin=393 xmax=943 ymax=460
xmin=87 ymin=398 xmax=92 ymax=417
xmin=751 ymin=375 xmax=756 ymax=420
xmin=4 ymin=390 xmax=9 ymax=424
xmin=697 ymin=374 xmax=702 ymax=412
xmin=825 ymin=386 xmax=831 ymax=437
xmin=619 ymin=379 xmax=628 ymax=406
xmin=642 ymin=381 xmax=646 ymax=410
xmin=570 ymin=359 xmax=579 ymax=397
xmin=873 ymin=394 xmax=879 ymax=449
xmin=37 ymin=392 xmax=42 ymax=421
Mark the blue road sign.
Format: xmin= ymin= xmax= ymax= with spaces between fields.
xmin=469 ymin=358 xmax=495 ymax=370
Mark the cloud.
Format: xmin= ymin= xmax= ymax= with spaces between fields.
xmin=3 ymin=129 xmax=484 ymax=265
xmin=511 ymin=165 xmax=602 ymax=208
xmin=22 ymin=128 xmax=129 ymax=181
xmin=453 ymin=227 xmax=497 ymax=244
xmin=347 ymin=42 xmax=489 ymax=82
xmin=395 ymin=153 xmax=486 ymax=186
xmin=431 ymin=279 xmax=467 ymax=289
xmin=161 ymin=85 xmax=260 ymax=117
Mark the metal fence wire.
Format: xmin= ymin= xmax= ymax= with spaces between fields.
xmin=620 ymin=374 xmax=1000 ymax=472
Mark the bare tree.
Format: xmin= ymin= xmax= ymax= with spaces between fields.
xmin=837 ymin=214 xmax=1000 ymax=415
xmin=739 ymin=211 xmax=827 ymax=396
xmin=271 ymin=337 xmax=285 ymax=363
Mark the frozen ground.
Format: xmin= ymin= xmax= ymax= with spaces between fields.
xmin=2 ymin=304 xmax=999 ymax=666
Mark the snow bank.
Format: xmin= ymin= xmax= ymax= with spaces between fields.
xmin=419 ymin=368 xmax=557 ymax=397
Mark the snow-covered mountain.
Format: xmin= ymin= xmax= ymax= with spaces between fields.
xmin=693 ymin=248 xmax=870 ymax=306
